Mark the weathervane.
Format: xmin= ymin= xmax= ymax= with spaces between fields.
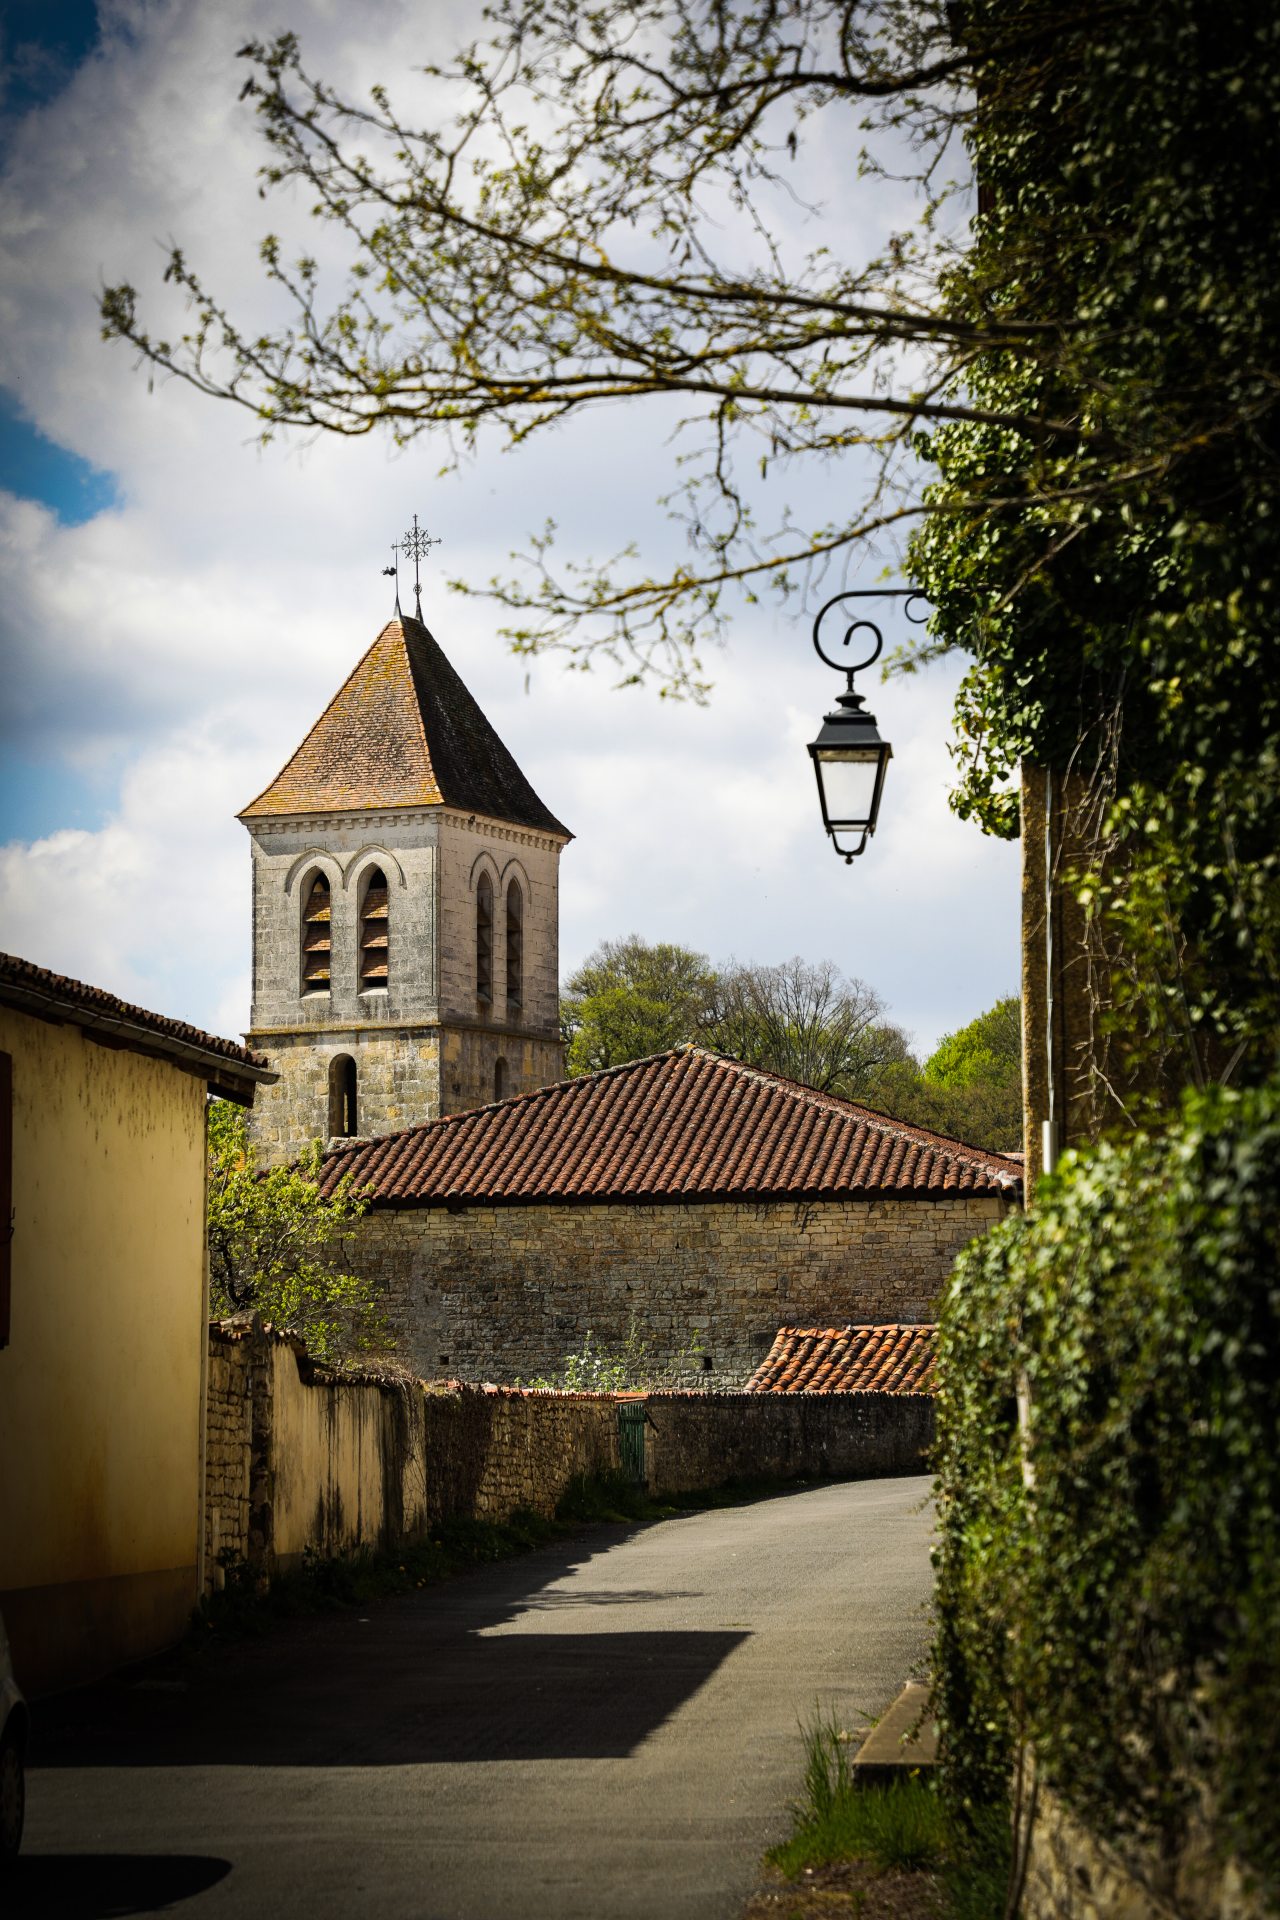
xmin=381 ymin=543 xmax=401 ymax=615
xmin=398 ymin=513 xmax=441 ymax=622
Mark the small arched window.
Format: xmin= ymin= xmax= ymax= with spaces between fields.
xmin=359 ymin=867 xmax=389 ymax=991
xmin=476 ymin=872 xmax=493 ymax=1003
xmin=493 ymin=1057 xmax=507 ymax=1102
xmin=506 ymin=880 xmax=523 ymax=1012
xmin=301 ymin=873 xmax=332 ymax=995
xmin=328 ymin=1054 xmax=358 ymax=1138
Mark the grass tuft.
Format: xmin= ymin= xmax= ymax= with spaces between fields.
xmin=766 ymin=1709 xmax=1010 ymax=1914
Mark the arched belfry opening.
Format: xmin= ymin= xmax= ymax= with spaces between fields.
xmin=359 ymin=867 xmax=390 ymax=991
xmin=476 ymin=872 xmax=494 ymax=1003
xmin=505 ymin=880 xmax=523 ymax=1012
xmin=328 ymin=1054 xmax=358 ymax=1139
xmin=301 ymin=873 xmax=332 ymax=995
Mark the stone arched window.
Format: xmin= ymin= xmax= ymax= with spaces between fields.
xmin=328 ymin=1054 xmax=357 ymax=1138
xmin=476 ymin=872 xmax=494 ymax=1003
xmin=358 ymin=867 xmax=389 ymax=992
xmin=493 ymin=1057 xmax=507 ymax=1102
xmin=301 ymin=872 xmax=332 ymax=995
xmin=505 ymin=879 xmax=523 ymax=1012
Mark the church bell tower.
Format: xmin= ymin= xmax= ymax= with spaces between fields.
xmin=240 ymin=609 xmax=571 ymax=1165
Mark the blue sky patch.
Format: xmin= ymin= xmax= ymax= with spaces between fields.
xmin=0 ymin=752 xmax=115 ymax=846
xmin=1 ymin=0 xmax=100 ymax=127
xmin=0 ymin=390 xmax=120 ymax=525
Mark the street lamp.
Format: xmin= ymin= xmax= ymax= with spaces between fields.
xmin=807 ymin=588 xmax=926 ymax=862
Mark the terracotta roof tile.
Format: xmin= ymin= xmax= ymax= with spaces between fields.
xmin=240 ymin=613 xmax=570 ymax=836
xmin=0 ymin=951 xmax=273 ymax=1098
xmin=745 ymin=1324 xmax=937 ymax=1394
xmin=319 ymin=1046 xmax=1022 ymax=1205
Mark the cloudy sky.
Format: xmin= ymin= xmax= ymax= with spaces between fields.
xmin=0 ymin=0 xmax=1019 ymax=1058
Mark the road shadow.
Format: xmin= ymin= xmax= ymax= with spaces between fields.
xmin=4 ymin=1852 xmax=232 ymax=1917
xmin=31 ymin=1529 xmax=749 ymax=1769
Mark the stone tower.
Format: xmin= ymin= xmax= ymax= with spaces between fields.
xmin=240 ymin=611 xmax=571 ymax=1165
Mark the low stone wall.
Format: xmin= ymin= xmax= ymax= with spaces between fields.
xmin=420 ymin=1389 xmax=619 ymax=1523
xmin=205 ymin=1319 xmax=934 ymax=1589
xmin=644 ymin=1391 xmax=934 ymax=1494
xmin=1023 ymin=1783 xmax=1265 ymax=1920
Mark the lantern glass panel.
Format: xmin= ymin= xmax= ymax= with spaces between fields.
xmin=814 ymin=747 xmax=883 ymax=827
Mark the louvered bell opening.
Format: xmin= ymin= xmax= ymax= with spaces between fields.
xmin=303 ymin=880 xmax=331 ymax=924
xmin=301 ymin=876 xmax=332 ymax=994
xmin=359 ymin=871 xmax=389 ymax=992
xmin=476 ymin=880 xmax=494 ymax=1003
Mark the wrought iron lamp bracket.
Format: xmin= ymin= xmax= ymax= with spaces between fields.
xmin=811 ymin=588 xmax=930 ymax=693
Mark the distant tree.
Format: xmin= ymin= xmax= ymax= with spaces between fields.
xmin=858 ymin=993 xmax=1023 ymax=1154
xmin=207 ymin=1102 xmax=387 ymax=1363
xmin=924 ymin=994 xmax=1021 ymax=1091
xmin=561 ymin=935 xmax=717 ymax=1075
xmin=708 ymin=957 xmax=906 ymax=1098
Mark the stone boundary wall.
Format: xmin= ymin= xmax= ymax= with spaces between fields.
xmin=644 ymin=1391 xmax=934 ymax=1494
xmin=205 ymin=1319 xmax=934 ymax=1590
xmin=353 ymin=1192 xmax=1007 ymax=1386
xmin=1022 ymin=1782 xmax=1265 ymax=1920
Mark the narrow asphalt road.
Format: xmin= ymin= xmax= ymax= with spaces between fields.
xmin=17 ymin=1475 xmax=933 ymax=1920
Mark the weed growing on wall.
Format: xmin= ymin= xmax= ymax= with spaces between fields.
xmin=519 ymin=1316 xmax=708 ymax=1392
xmin=933 ymin=1080 xmax=1280 ymax=1901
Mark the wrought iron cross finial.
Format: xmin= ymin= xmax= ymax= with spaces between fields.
xmin=399 ymin=513 xmax=441 ymax=621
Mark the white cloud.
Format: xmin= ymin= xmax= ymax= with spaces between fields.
xmin=0 ymin=0 xmax=1019 ymax=1058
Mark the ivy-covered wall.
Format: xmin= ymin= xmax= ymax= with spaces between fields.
xmin=932 ymin=1082 xmax=1280 ymax=1913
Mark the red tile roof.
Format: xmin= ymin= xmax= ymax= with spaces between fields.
xmin=240 ymin=613 xmax=570 ymax=836
xmin=746 ymin=1323 xmax=937 ymax=1394
xmin=319 ymin=1046 xmax=1022 ymax=1206
xmin=0 ymin=952 xmax=274 ymax=1103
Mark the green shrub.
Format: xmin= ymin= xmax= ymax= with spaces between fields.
xmin=933 ymin=1080 xmax=1280 ymax=1898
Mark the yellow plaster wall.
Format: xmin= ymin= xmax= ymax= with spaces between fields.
xmin=266 ymin=1341 xmax=429 ymax=1566
xmin=0 ymin=1007 xmax=209 ymax=1694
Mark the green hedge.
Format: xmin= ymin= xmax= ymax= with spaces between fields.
xmin=933 ymin=1081 xmax=1280 ymax=1899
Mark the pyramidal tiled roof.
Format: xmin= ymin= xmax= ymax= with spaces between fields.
xmin=318 ymin=1045 xmax=1023 ymax=1206
xmin=746 ymin=1324 xmax=937 ymax=1394
xmin=240 ymin=613 xmax=570 ymax=835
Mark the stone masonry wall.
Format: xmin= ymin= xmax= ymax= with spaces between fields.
xmin=251 ymin=1026 xmax=445 ymax=1164
xmin=1023 ymin=1780 xmax=1267 ymax=1920
xmin=436 ymin=811 xmax=563 ymax=1037
xmin=205 ymin=1328 xmax=268 ymax=1582
xmin=352 ymin=1194 xmax=1009 ymax=1385
xmin=205 ymin=1321 xmax=934 ymax=1587
xmin=644 ymin=1391 xmax=934 ymax=1493
xmin=420 ymin=1389 xmax=620 ymax=1523
xmin=244 ymin=806 xmax=566 ymax=1163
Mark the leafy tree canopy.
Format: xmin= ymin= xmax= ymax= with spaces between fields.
xmin=561 ymin=935 xmax=718 ymax=1073
xmin=923 ymin=993 xmax=1020 ymax=1091
xmin=207 ymin=1101 xmax=387 ymax=1364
